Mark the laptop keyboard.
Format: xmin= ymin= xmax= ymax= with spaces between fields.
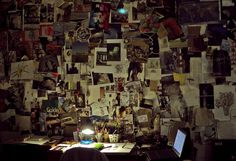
xmin=158 ymin=149 xmax=176 ymax=158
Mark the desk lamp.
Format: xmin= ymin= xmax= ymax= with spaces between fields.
xmin=79 ymin=117 xmax=95 ymax=144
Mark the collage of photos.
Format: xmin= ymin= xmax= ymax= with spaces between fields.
xmin=0 ymin=0 xmax=236 ymax=143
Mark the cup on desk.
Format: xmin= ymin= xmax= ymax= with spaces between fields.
xmin=73 ymin=131 xmax=79 ymax=141
xmin=95 ymin=132 xmax=103 ymax=142
xmin=108 ymin=134 xmax=119 ymax=143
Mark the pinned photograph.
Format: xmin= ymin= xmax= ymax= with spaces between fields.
xmin=126 ymin=38 xmax=149 ymax=63
xmin=24 ymin=4 xmax=40 ymax=29
xmin=72 ymin=41 xmax=89 ymax=63
xmin=65 ymin=62 xmax=79 ymax=74
xmin=89 ymin=2 xmax=111 ymax=31
xmin=75 ymin=93 xmax=86 ymax=108
xmin=178 ymin=1 xmax=220 ymax=24
xmin=38 ymin=55 xmax=59 ymax=72
xmin=107 ymin=42 xmax=121 ymax=62
xmin=40 ymin=3 xmax=54 ymax=23
xmin=40 ymin=24 xmax=53 ymax=41
xmin=92 ymin=72 xmax=114 ymax=86
xmin=94 ymin=47 xmax=109 ymax=67
xmin=199 ymin=83 xmax=214 ymax=109
xmin=160 ymin=51 xmax=175 ymax=74
xmin=110 ymin=5 xmax=128 ymax=24
xmin=104 ymin=24 xmax=122 ymax=39
xmin=8 ymin=10 xmax=23 ymax=30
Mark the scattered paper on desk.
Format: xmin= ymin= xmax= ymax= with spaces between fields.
xmin=100 ymin=143 xmax=135 ymax=153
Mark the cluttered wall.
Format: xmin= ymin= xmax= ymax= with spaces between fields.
xmin=0 ymin=0 xmax=236 ymax=143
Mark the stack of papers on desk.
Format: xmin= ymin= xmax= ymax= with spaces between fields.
xmin=22 ymin=135 xmax=50 ymax=145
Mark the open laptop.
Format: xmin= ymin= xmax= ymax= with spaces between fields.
xmin=145 ymin=129 xmax=187 ymax=161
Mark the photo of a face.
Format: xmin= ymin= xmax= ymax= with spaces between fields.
xmin=75 ymin=93 xmax=86 ymax=107
xmin=107 ymin=43 xmax=121 ymax=61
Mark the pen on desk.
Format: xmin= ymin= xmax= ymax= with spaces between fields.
xmin=122 ymin=142 xmax=127 ymax=148
xmin=103 ymin=145 xmax=112 ymax=149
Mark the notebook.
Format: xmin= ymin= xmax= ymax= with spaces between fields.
xmin=145 ymin=129 xmax=187 ymax=161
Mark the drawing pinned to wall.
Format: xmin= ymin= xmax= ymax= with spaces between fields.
xmin=140 ymin=33 xmax=159 ymax=58
xmin=10 ymin=60 xmax=38 ymax=80
xmin=213 ymin=85 xmax=236 ymax=121
xmin=145 ymin=58 xmax=161 ymax=80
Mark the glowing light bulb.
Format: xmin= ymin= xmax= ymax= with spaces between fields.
xmin=118 ymin=8 xmax=127 ymax=14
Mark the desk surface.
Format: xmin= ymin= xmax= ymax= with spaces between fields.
xmin=50 ymin=142 xmax=136 ymax=154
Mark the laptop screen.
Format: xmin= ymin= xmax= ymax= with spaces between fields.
xmin=172 ymin=129 xmax=187 ymax=157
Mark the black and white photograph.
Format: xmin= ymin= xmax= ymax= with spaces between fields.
xmin=107 ymin=42 xmax=121 ymax=62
